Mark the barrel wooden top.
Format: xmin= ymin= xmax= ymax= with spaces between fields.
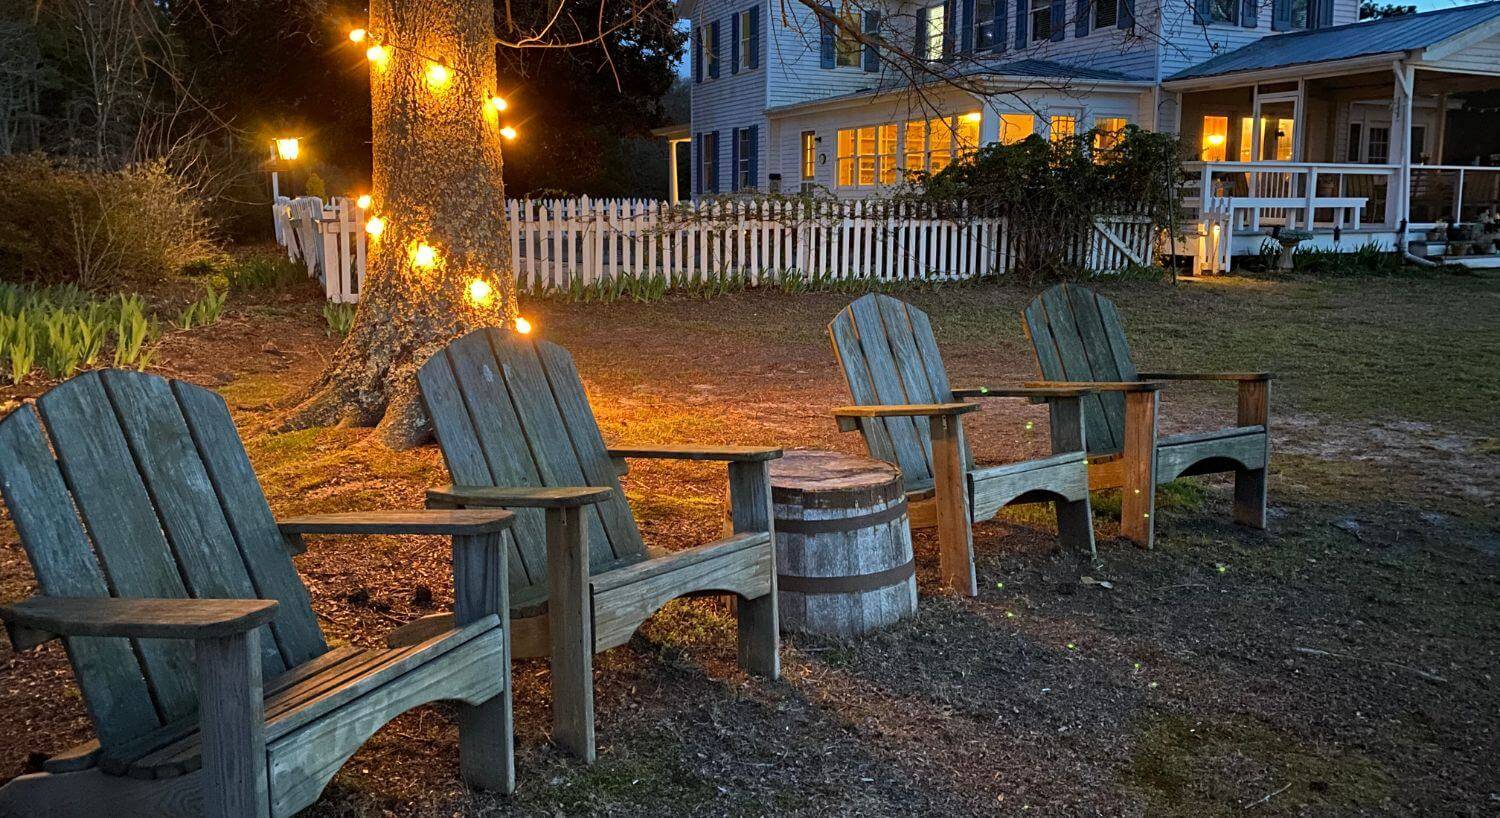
xmin=770 ymin=450 xmax=905 ymax=508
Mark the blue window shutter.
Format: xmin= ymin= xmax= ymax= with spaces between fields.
xmin=1014 ymin=0 xmax=1027 ymax=47
xmin=709 ymin=21 xmax=721 ymax=78
xmin=731 ymin=128 xmax=740 ymax=191
xmin=693 ymin=30 xmax=702 ymax=83
xmin=819 ymin=5 xmax=836 ymax=68
xmin=995 ymin=0 xmax=1008 ymax=50
xmin=961 ymin=0 xmax=975 ymax=52
xmin=749 ymin=6 xmax=761 ymax=68
xmin=1193 ymin=0 xmax=1210 ymax=25
xmin=1241 ymin=0 xmax=1257 ymax=26
xmin=712 ymin=132 xmax=721 ymax=193
xmin=693 ymin=134 xmax=701 ymax=195
xmin=749 ymin=126 xmax=760 ymax=187
xmin=1075 ymin=0 xmax=1090 ymax=36
xmin=1119 ymin=0 xmax=1134 ymax=28
xmin=916 ymin=8 xmax=928 ymax=55
xmin=1050 ymin=0 xmax=1065 ymax=41
xmin=863 ymin=11 xmax=881 ymax=71
xmin=731 ymin=14 xmax=740 ymax=74
xmin=944 ymin=0 xmax=957 ymax=57
xmin=1271 ymin=0 xmax=1290 ymax=30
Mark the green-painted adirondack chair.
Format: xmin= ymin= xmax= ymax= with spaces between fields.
xmin=0 ymin=370 xmax=517 ymax=818
xmin=828 ymin=293 xmax=1096 ymax=597
xmin=1022 ymin=282 xmax=1272 ymax=547
xmin=416 ymin=328 xmax=780 ymax=763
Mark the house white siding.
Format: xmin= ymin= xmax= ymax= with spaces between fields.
xmin=689 ymin=0 xmax=772 ymax=195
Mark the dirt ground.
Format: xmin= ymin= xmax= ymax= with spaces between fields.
xmin=1 ymin=272 xmax=1497 ymax=816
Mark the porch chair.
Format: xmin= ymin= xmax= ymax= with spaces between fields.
xmin=1022 ymin=282 xmax=1272 ymax=547
xmin=0 ymin=370 xmax=516 ymax=818
xmin=828 ymin=293 xmax=1097 ymax=597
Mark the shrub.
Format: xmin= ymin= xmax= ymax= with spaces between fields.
xmin=0 ymin=283 xmax=163 ymax=383
xmin=0 ymin=155 xmax=223 ymax=287
xmin=225 ymin=255 xmax=308 ymax=293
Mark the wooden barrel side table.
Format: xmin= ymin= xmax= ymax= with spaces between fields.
xmin=771 ymin=450 xmax=916 ymax=638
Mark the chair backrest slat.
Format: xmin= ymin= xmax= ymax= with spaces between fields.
xmin=829 ymin=294 xmax=975 ymax=491
xmin=418 ymin=330 xmax=648 ymax=586
xmin=0 ymin=370 xmax=325 ymax=751
xmin=1022 ymin=283 xmax=1140 ymax=454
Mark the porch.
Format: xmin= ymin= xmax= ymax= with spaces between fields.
xmin=1164 ymin=3 xmax=1500 ymax=272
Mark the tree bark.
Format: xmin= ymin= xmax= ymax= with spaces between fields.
xmin=285 ymin=0 xmax=515 ymax=448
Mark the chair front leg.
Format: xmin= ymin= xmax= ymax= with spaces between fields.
xmin=928 ymin=413 xmax=977 ymax=596
xmin=728 ymin=460 xmax=780 ymax=679
xmin=452 ymin=531 xmax=515 ymax=792
xmin=1048 ymin=396 xmax=1097 ymax=560
xmin=545 ymin=506 xmax=595 ymax=762
xmin=196 ymin=630 xmax=268 ymax=818
xmin=1120 ymin=389 xmax=1159 ymax=549
xmin=1234 ymin=378 xmax=1271 ymax=529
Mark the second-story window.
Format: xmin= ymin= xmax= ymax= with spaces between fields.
xmin=835 ymin=10 xmax=862 ymax=66
xmin=1094 ymin=0 xmax=1117 ymax=28
xmin=699 ymin=25 xmax=719 ymax=77
xmin=922 ymin=4 xmax=946 ymax=60
xmin=975 ymin=0 xmax=998 ymax=49
xmin=737 ymin=10 xmax=753 ymax=71
xmin=1030 ymin=0 xmax=1051 ymax=41
xmin=1288 ymin=0 xmax=1310 ymax=28
xmin=1210 ymin=0 xmax=1238 ymax=24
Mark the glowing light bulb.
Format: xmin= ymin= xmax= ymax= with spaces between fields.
xmin=467 ymin=278 xmax=494 ymax=305
xmin=960 ymin=112 xmax=982 ymax=123
xmin=412 ymin=242 xmax=438 ymax=269
xmin=365 ymin=44 xmax=389 ymax=66
xmin=499 ymin=126 xmax=517 ymax=141
xmin=514 ymin=316 xmax=533 ymax=335
xmin=489 ymin=96 xmax=508 ymax=112
xmin=364 ymin=216 xmax=385 ymax=237
xmin=355 ymin=194 xmax=372 ymax=210
xmin=1206 ymin=133 xmax=1226 ymax=146
xmin=348 ymin=28 xmax=367 ymax=43
xmin=425 ymin=62 xmax=451 ymax=89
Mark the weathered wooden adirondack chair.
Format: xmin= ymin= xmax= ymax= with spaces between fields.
xmin=828 ymin=293 xmax=1096 ymax=597
xmin=0 ymin=370 xmax=517 ymax=818
xmin=416 ymin=329 xmax=780 ymax=763
xmin=1022 ymin=282 xmax=1272 ymax=547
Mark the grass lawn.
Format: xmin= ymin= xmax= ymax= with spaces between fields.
xmin=1 ymin=271 xmax=1497 ymax=815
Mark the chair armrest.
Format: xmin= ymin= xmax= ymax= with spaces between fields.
xmin=1 ymin=597 xmax=278 ymax=650
xmin=953 ymin=386 xmax=1093 ymax=399
xmin=605 ymin=444 xmax=782 ymax=462
xmin=1136 ymin=372 xmax=1274 ymax=382
xmin=278 ymin=509 xmax=515 ymax=537
xmin=832 ymin=402 xmax=978 ymax=432
xmin=1024 ymin=380 xmax=1164 ymax=392
xmin=427 ymin=485 xmax=616 ymax=508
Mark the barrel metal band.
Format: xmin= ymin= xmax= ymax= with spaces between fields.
xmin=778 ymin=559 xmax=916 ymax=595
xmin=773 ymin=499 xmax=908 ymax=535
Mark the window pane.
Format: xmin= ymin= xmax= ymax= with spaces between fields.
xmin=1093 ymin=117 xmax=1127 ymax=154
xmin=858 ymin=126 xmax=876 ymax=155
xmin=929 ymin=117 xmax=952 ymax=152
xmin=1031 ymin=0 xmax=1051 ymax=40
xmin=957 ymin=113 xmax=980 ymax=152
xmin=999 ymin=114 xmax=1034 ymax=145
xmin=1211 ymin=0 xmax=1236 ymax=24
xmin=1096 ymin=0 xmax=1117 ymax=28
xmin=930 ymin=150 xmax=952 ymax=173
xmin=976 ymin=0 xmax=997 ymax=48
xmin=1200 ymin=115 xmax=1228 ymax=161
xmin=838 ymin=158 xmax=854 ymax=186
xmin=1345 ymin=123 xmax=1362 ymax=163
xmin=838 ymin=129 xmax=854 ymax=158
xmin=836 ymin=12 xmax=862 ymax=66
xmin=925 ymin=5 xmax=945 ymax=59
xmin=1049 ymin=114 xmax=1077 ymax=143
xmin=858 ymin=157 xmax=875 ymax=185
xmin=880 ymin=155 xmax=899 ymax=184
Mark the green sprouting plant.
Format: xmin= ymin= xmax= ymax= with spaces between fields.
xmin=178 ymin=286 xmax=228 ymax=330
xmin=2 ymin=312 xmax=36 ymax=385
xmin=114 ymin=295 xmax=158 ymax=370
xmin=323 ymin=302 xmax=356 ymax=337
xmin=39 ymin=309 xmax=88 ymax=378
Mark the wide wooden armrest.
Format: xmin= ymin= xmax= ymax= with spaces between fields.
xmin=606 ymin=444 xmax=783 ymax=462
xmin=832 ymin=402 xmax=979 ymax=418
xmin=428 ymin=485 xmax=615 ymax=508
xmin=279 ymin=509 xmax=515 ymax=536
xmin=1 ymin=597 xmax=278 ymax=650
xmin=1136 ymin=371 xmax=1274 ymax=382
xmin=953 ymin=386 xmax=1092 ymax=399
xmin=1024 ymin=380 xmax=1164 ymax=392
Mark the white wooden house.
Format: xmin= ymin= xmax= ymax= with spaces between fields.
xmin=674 ymin=0 xmax=1500 ymax=267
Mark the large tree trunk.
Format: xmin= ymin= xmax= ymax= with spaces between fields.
xmin=285 ymin=0 xmax=515 ymax=447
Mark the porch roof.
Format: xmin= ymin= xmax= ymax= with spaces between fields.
xmin=1168 ymin=1 xmax=1500 ymax=82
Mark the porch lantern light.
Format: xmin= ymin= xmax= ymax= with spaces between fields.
xmin=275 ymin=137 xmax=301 ymax=162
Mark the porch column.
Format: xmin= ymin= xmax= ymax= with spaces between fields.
xmin=1389 ymin=61 xmax=1415 ymax=231
xmin=979 ymin=103 xmax=1001 ymax=145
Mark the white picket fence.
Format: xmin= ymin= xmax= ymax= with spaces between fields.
xmin=271 ymin=196 xmax=365 ymax=303
xmin=273 ymin=195 xmax=1154 ymax=302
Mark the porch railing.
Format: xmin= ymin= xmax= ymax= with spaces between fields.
xmin=1407 ymin=165 xmax=1500 ymax=227
xmin=1184 ymin=161 xmax=1401 ymax=231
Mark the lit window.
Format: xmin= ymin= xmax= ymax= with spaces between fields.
xmin=1031 ymin=0 xmax=1051 ymax=41
xmin=999 ymin=113 xmax=1035 ymax=145
xmin=1095 ymin=0 xmax=1118 ymax=29
xmin=956 ymin=113 xmax=980 ymax=155
xmin=975 ymin=0 xmax=998 ymax=49
xmin=1049 ymin=114 xmax=1077 ymax=143
xmin=1201 ymin=115 xmax=1229 ymax=161
xmin=1093 ymin=117 xmax=1128 ymax=154
xmin=904 ymin=120 xmax=927 ymax=172
xmin=923 ymin=4 xmax=946 ymax=60
xmin=1274 ymin=117 xmax=1295 ymax=161
xmin=837 ymin=125 xmax=897 ymax=187
xmin=801 ymin=131 xmax=817 ymax=181
xmin=836 ymin=11 xmax=862 ymax=66
xmin=1239 ymin=117 xmax=1255 ymax=161
xmin=738 ymin=10 xmax=753 ymax=71
xmin=901 ymin=114 xmax=981 ymax=174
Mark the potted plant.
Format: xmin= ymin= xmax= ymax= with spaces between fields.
xmin=1272 ymin=228 xmax=1314 ymax=270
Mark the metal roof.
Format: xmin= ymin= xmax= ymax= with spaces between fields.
xmin=964 ymin=58 xmax=1151 ymax=83
xmin=1169 ymin=1 xmax=1500 ymax=81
